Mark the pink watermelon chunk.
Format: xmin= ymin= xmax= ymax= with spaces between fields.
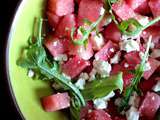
xmin=112 ymin=0 xmax=136 ymax=20
xmin=103 ymin=22 xmax=121 ymax=43
xmin=62 ymin=56 xmax=90 ymax=78
xmin=47 ymin=11 xmax=60 ymax=29
xmin=95 ymin=40 xmax=118 ymax=61
xmin=143 ymin=58 xmax=160 ymax=80
xmin=86 ymin=110 xmax=112 ymax=120
xmin=55 ymin=14 xmax=76 ymax=38
xmin=48 ymin=0 xmax=74 ymax=16
xmin=78 ymin=0 xmax=103 ymax=26
xmin=41 ymin=92 xmax=70 ymax=112
xmin=126 ymin=0 xmax=150 ymax=15
xmin=139 ymin=92 xmax=160 ymax=119
xmin=149 ymin=0 xmax=160 ymax=17
xmin=45 ymin=35 xmax=68 ymax=57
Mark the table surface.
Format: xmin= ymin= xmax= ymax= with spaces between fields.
xmin=1 ymin=0 xmax=22 ymax=119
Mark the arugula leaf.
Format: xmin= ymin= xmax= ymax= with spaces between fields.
xmin=17 ymin=18 xmax=85 ymax=120
xmin=71 ymin=12 xmax=105 ymax=46
xmin=118 ymin=17 xmax=160 ymax=36
xmin=82 ymin=72 xmax=123 ymax=101
xmin=118 ymin=36 xmax=152 ymax=112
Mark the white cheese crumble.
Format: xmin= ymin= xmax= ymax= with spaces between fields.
xmin=110 ymin=52 xmax=120 ymax=64
xmin=93 ymin=60 xmax=112 ymax=78
xmin=150 ymin=49 xmax=160 ymax=58
xmin=126 ymin=106 xmax=140 ymax=120
xmin=139 ymin=52 xmax=145 ymax=60
xmin=75 ymin=78 xmax=86 ymax=90
xmin=124 ymin=63 xmax=129 ymax=68
xmin=128 ymin=92 xmax=140 ymax=108
xmin=79 ymin=72 xmax=89 ymax=80
xmin=137 ymin=16 xmax=149 ymax=26
xmin=28 ymin=69 xmax=34 ymax=78
xmin=93 ymin=34 xmax=104 ymax=50
xmin=152 ymin=80 xmax=160 ymax=92
xmin=62 ymin=73 xmax=71 ymax=80
xmin=89 ymin=69 xmax=97 ymax=81
xmin=144 ymin=62 xmax=151 ymax=71
xmin=93 ymin=91 xmax=115 ymax=109
xmin=120 ymin=39 xmax=140 ymax=53
xmin=100 ymin=7 xmax=105 ymax=15
xmin=54 ymin=54 xmax=68 ymax=61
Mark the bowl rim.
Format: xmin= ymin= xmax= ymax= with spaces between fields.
xmin=5 ymin=0 xmax=27 ymax=119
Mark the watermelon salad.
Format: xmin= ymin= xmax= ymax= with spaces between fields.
xmin=17 ymin=0 xmax=160 ymax=120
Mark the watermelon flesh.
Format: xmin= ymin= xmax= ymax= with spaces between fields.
xmin=48 ymin=0 xmax=74 ymax=16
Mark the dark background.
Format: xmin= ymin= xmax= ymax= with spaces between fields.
xmin=1 ymin=0 xmax=22 ymax=119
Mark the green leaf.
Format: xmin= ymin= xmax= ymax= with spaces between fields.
xmin=71 ymin=13 xmax=105 ymax=46
xmin=118 ymin=36 xmax=152 ymax=111
xmin=82 ymin=72 xmax=123 ymax=101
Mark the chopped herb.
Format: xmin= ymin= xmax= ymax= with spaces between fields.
xmin=118 ymin=36 xmax=152 ymax=112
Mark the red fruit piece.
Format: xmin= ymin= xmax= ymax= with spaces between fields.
xmin=143 ymin=58 xmax=160 ymax=80
xmin=55 ymin=14 xmax=76 ymax=38
xmin=45 ymin=35 xmax=68 ymax=57
xmin=126 ymin=0 xmax=150 ymax=15
xmin=48 ymin=0 xmax=74 ymax=16
xmin=139 ymin=77 xmax=158 ymax=93
xmin=95 ymin=40 xmax=118 ymax=61
xmin=139 ymin=92 xmax=160 ymax=119
xmin=62 ymin=56 xmax=90 ymax=78
xmin=80 ymin=101 xmax=93 ymax=119
xmin=103 ymin=22 xmax=121 ymax=43
xmin=78 ymin=0 xmax=103 ymax=26
xmin=41 ymin=92 xmax=70 ymax=112
xmin=86 ymin=110 xmax=112 ymax=120
xmin=112 ymin=0 xmax=136 ymax=20
xmin=149 ymin=0 xmax=160 ymax=17
xmin=47 ymin=11 xmax=60 ymax=29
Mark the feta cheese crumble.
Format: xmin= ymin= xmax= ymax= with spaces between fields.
xmin=152 ymin=80 xmax=160 ymax=92
xmin=54 ymin=54 xmax=68 ymax=61
xmin=75 ymin=78 xmax=86 ymax=90
xmin=93 ymin=60 xmax=112 ymax=78
xmin=92 ymin=34 xmax=104 ymax=50
xmin=126 ymin=106 xmax=140 ymax=120
xmin=93 ymin=91 xmax=115 ymax=109
xmin=110 ymin=52 xmax=120 ymax=64
xmin=124 ymin=63 xmax=129 ymax=68
xmin=128 ymin=92 xmax=140 ymax=108
xmin=144 ymin=62 xmax=151 ymax=71
xmin=120 ymin=39 xmax=140 ymax=53
xmin=28 ymin=69 xmax=34 ymax=78
xmin=100 ymin=7 xmax=105 ymax=15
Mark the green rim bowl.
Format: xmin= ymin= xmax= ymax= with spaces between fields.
xmin=6 ymin=0 xmax=67 ymax=120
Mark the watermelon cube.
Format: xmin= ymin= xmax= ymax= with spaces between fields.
xmin=47 ymin=11 xmax=61 ymax=29
xmin=86 ymin=110 xmax=112 ymax=120
xmin=95 ymin=40 xmax=118 ymax=61
xmin=103 ymin=22 xmax=121 ymax=43
xmin=149 ymin=0 xmax=160 ymax=17
xmin=78 ymin=0 xmax=103 ymax=26
xmin=143 ymin=58 xmax=160 ymax=80
xmin=62 ymin=56 xmax=90 ymax=78
xmin=126 ymin=0 xmax=150 ymax=15
xmin=45 ymin=35 xmax=68 ymax=57
xmin=112 ymin=0 xmax=136 ymax=20
xmin=41 ymin=92 xmax=70 ymax=112
xmin=139 ymin=92 xmax=160 ymax=119
xmin=55 ymin=14 xmax=76 ymax=38
xmin=48 ymin=0 xmax=74 ymax=16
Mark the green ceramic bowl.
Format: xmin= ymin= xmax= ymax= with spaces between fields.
xmin=6 ymin=0 xmax=68 ymax=120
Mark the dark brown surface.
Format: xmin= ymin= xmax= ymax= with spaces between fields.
xmin=1 ymin=0 xmax=23 ymax=119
